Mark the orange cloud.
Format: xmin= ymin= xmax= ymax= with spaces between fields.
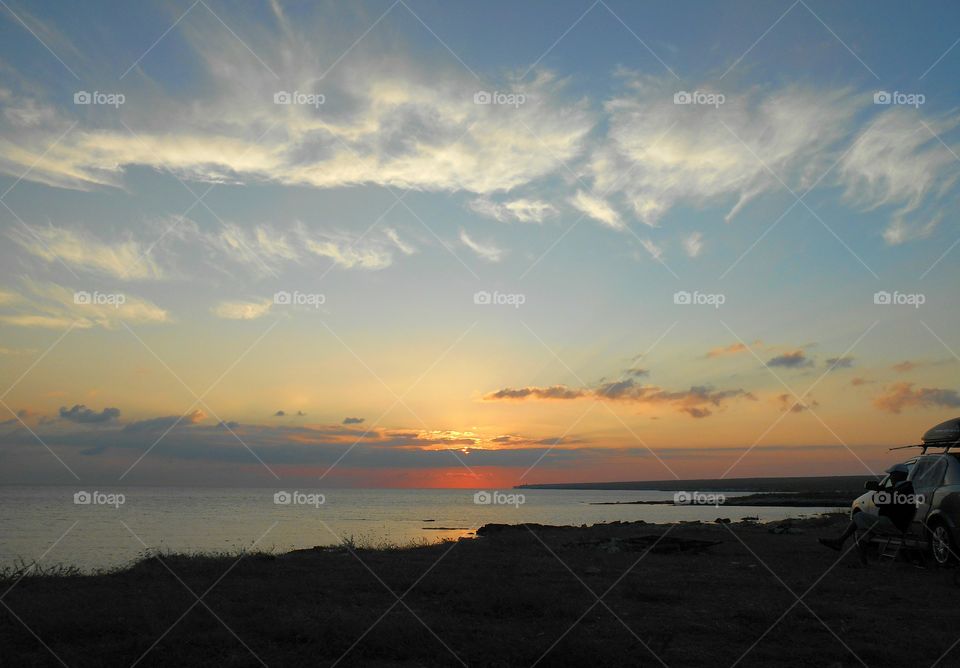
xmin=776 ymin=393 xmax=819 ymax=413
xmin=873 ymin=382 xmax=960 ymax=414
xmin=892 ymin=361 xmax=919 ymax=373
xmin=484 ymin=380 xmax=754 ymax=418
xmin=707 ymin=342 xmax=748 ymax=358
xmin=484 ymin=385 xmax=587 ymax=400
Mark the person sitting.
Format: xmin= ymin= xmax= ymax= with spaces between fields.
xmin=819 ymin=465 xmax=914 ymax=552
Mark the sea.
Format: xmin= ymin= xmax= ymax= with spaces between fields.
xmin=0 ymin=487 xmax=844 ymax=572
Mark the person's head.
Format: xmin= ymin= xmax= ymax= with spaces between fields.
xmin=886 ymin=463 xmax=911 ymax=484
xmin=889 ymin=469 xmax=908 ymax=484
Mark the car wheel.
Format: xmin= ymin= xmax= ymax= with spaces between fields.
xmin=929 ymin=522 xmax=957 ymax=566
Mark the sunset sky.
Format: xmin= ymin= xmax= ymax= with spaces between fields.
xmin=1 ymin=0 xmax=959 ymax=487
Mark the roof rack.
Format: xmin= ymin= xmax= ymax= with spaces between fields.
xmin=889 ymin=440 xmax=960 ymax=455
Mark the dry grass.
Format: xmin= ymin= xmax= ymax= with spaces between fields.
xmin=2 ymin=514 xmax=958 ymax=667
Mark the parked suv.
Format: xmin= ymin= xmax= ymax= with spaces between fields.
xmin=850 ymin=417 xmax=960 ymax=564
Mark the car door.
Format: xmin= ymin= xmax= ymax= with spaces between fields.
xmin=909 ymin=456 xmax=947 ymax=537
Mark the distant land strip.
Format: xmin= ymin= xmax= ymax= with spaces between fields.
xmin=515 ymin=475 xmax=873 ymax=494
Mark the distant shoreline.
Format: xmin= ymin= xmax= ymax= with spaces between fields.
xmin=590 ymin=491 xmax=853 ymax=508
xmin=516 ymin=474 xmax=871 ymax=494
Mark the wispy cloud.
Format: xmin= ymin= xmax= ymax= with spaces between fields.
xmin=212 ymin=299 xmax=272 ymax=320
xmin=302 ymin=234 xmax=393 ymax=270
xmin=460 ymin=229 xmax=504 ymax=262
xmin=0 ymin=280 xmax=169 ymax=329
xmin=208 ymin=222 xmax=401 ymax=273
xmin=591 ymin=78 xmax=862 ymax=226
xmin=0 ymin=26 xmax=594 ymax=197
xmin=638 ymin=238 xmax=664 ymax=261
xmin=468 ymin=197 xmax=557 ymax=224
xmin=707 ymin=342 xmax=753 ymax=358
xmin=683 ymin=232 xmax=703 ymax=258
xmin=9 ymin=223 xmax=165 ymax=280
xmin=569 ymin=190 xmax=623 ymax=230
xmin=384 ymin=228 xmax=416 ymax=255
xmin=840 ymin=109 xmax=959 ymax=244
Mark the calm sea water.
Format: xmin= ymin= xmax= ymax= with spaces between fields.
xmin=0 ymin=487 xmax=843 ymax=572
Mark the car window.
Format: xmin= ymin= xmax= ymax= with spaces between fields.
xmin=912 ymin=457 xmax=947 ymax=492
xmin=946 ymin=455 xmax=960 ymax=485
xmin=880 ymin=460 xmax=916 ymax=489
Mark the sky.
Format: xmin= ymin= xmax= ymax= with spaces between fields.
xmin=1 ymin=0 xmax=960 ymax=488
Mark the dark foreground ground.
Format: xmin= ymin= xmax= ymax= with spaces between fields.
xmin=2 ymin=514 xmax=958 ymax=667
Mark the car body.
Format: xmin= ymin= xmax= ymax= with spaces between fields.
xmin=849 ymin=417 xmax=960 ymax=564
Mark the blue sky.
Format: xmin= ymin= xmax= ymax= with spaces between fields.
xmin=1 ymin=0 xmax=960 ymax=487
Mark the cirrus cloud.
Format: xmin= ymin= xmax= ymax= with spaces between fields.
xmin=212 ymin=299 xmax=273 ymax=320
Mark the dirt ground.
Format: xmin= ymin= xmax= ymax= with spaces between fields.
xmin=2 ymin=513 xmax=958 ymax=667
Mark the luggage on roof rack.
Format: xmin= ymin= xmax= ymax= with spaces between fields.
xmin=889 ymin=417 xmax=960 ymax=454
xmin=923 ymin=417 xmax=960 ymax=446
